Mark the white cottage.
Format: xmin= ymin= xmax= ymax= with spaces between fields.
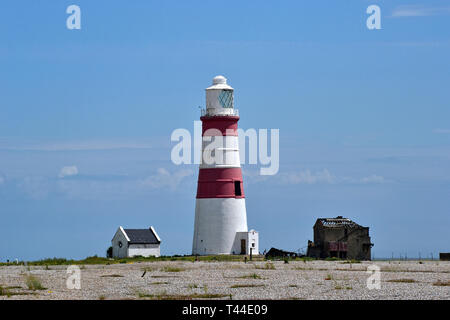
xmin=112 ymin=226 xmax=161 ymax=258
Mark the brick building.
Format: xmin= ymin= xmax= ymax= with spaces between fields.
xmin=306 ymin=216 xmax=373 ymax=260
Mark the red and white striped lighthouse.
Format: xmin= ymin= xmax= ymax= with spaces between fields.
xmin=192 ymin=76 xmax=259 ymax=256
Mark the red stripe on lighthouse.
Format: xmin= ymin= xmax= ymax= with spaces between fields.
xmin=201 ymin=116 xmax=239 ymax=136
xmin=196 ymin=167 xmax=245 ymax=199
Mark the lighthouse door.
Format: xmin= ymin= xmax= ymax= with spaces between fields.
xmin=240 ymin=239 xmax=246 ymax=255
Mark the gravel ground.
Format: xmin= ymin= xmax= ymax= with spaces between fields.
xmin=0 ymin=260 xmax=449 ymax=300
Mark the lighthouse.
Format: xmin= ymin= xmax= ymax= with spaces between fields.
xmin=192 ymin=75 xmax=259 ymax=256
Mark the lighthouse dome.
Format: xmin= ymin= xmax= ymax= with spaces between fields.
xmin=206 ymin=75 xmax=234 ymax=91
xmin=213 ymin=75 xmax=227 ymax=85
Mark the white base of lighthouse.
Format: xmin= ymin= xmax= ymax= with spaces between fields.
xmin=192 ymin=198 xmax=249 ymax=255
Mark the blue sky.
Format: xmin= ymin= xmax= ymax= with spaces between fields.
xmin=0 ymin=1 xmax=449 ymax=260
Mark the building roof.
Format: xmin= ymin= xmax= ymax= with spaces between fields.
xmin=122 ymin=226 xmax=161 ymax=244
xmin=315 ymin=216 xmax=363 ymax=228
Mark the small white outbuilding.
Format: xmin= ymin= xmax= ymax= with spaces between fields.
xmin=111 ymin=226 xmax=161 ymax=258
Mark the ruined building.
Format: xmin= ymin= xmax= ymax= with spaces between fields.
xmin=307 ymin=216 xmax=373 ymax=260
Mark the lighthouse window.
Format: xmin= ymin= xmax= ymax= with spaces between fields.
xmin=234 ymin=181 xmax=242 ymax=196
xmin=218 ymin=90 xmax=233 ymax=108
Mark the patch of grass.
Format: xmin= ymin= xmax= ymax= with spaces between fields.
xmin=151 ymin=281 xmax=169 ymax=285
xmin=188 ymin=284 xmax=198 ymax=289
xmin=433 ymin=280 xmax=450 ymax=286
xmin=100 ymin=274 xmax=124 ymax=278
xmin=0 ymin=286 xmax=34 ymax=297
xmin=161 ymin=266 xmax=186 ymax=272
xmin=299 ymin=257 xmax=315 ymax=262
xmin=239 ymin=273 xmax=262 ymax=279
xmin=142 ymin=267 xmax=157 ymax=272
xmin=25 ymin=275 xmax=46 ymax=290
xmin=138 ymin=292 xmax=228 ymax=300
xmin=230 ymin=284 xmax=265 ymax=288
xmin=340 ymin=260 xmax=361 ymax=264
xmin=0 ymin=254 xmax=262 ymax=267
xmin=0 ymin=286 xmax=10 ymax=297
xmin=335 ymin=285 xmax=353 ymax=290
xmin=288 ymin=284 xmax=298 ymax=288
xmin=98 ymin=295 xmax=106 ymax=300
xmin=325 ymin=274 xmax=334 ymax=281
xmin=293 ymin=266 xmax=314 ymax=271
xmin=325 ymin=257 xmax=341 ymax=261
xmin=387 ymin=279 xmax=416 ymax=283
xmin=255 ymin=262 xmax=275 ymax=270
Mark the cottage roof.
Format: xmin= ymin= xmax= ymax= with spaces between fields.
xmin=315 ymin=216 xmax=362 ymax=228
xmin=122 ymin=226 xmax=161 ymax=244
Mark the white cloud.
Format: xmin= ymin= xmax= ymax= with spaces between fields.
xmin=360 ymin=174 xmax=385 ymax=184
xmin=58 ymin=166 xmax=79 ymax=178
xmin=140 ymin=168 xmax=194 ymax=190
xmin=433 ymin=128 xmax=450 ymax=134
xmin=0 ymin=138 xmax=164 ymax=151
xmin=280 ymin=169 xmax=336 ymax=185
xmin=270 ymin=169 xmax=388 ymax=185
xmin=18 ymin=176 xmax=50 ymax=199
xmin=391 ymin=5 xmax=450 ymax=17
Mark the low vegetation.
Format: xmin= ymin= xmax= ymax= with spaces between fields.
xmin=0 ymin=254 xmax=263 ymax=267
xmin=100 ymin=274 xmax=124 ymax=278
xmin=25 ymin=275 xmax=46 ymax=290
xmin=0 ymin=285 xmax=33 ymax=297
xmin=433 ymin=280 xmax=450 ymax=287
xmin=255 ymin=262 xmax=275 ymax=270
xmin=138 ymin=292 xmax=228 ymax=300
xmin=340 ymin=260 xmax=361 ymax=264
xmin=239 ymin=273 xmax=262 ymax=279
xmin=150 ymin=281 xmax=169 ymax=285
xmin=161 ymin=266 xmax=186 ymax=272
xmin=335 ymin=285 xmax=353 ymax=290
xmin=325 ymin=274 xmax=334 ymax=280
xmin=387 ymin=279 xmax=416 ymax=283
xmin=230 ymin=284 xmax=265 ymax=288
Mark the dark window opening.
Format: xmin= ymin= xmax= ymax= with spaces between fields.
xmin=234 ymin=181 xmax=242 ymax=196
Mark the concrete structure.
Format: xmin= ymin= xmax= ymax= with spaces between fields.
xmin=307 ymin=216 xmax=373 ymax=260
xmin=112 ymin=226 xmax=161 ymax=258
xmin=440 ymin=253 xmax=450 ymax=261
xmin=192 ymin=75 xmax=259 ymax=255
xmin=265 ymin=248 xmax=300 ymax=259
